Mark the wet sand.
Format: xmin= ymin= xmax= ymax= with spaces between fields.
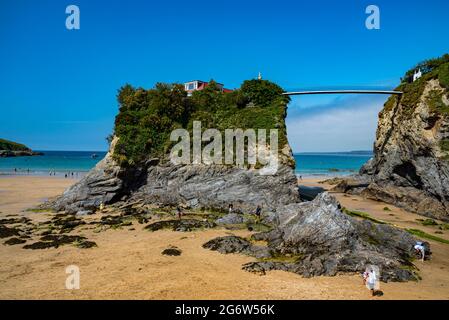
xmin=0 ymin=176 xmax=449 ymax=299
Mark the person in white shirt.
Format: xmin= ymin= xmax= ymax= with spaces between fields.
xmin=364 ymin=265 xmax=380 ymax=297
xmin=414 ymin=242 xmax=426 ymax=262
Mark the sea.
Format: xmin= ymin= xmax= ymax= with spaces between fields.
xmin=294 ymin=151 xmax=372 ymax=177
xmin=0 ymin=150 xmax=373 ymax=177
xmin=0 ymin=151 xmax=107 ymax=177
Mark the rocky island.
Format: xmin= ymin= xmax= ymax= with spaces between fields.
xmin=51 ymin=80 xmax=300 ymax=214
xmin=0 ymin=138 xmax=43 ymax=157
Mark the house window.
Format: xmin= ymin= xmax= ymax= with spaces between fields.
xmin=187 ymin=83 xmax=195 ymax=90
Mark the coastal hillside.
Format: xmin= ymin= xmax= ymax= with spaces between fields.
xmin=0 ymin=138 xmax=42 ymax=157
xmin=52 ymin=79 xmax=300 ymax=214
xmin=359 ymin=54 xmax=449 ymax=220
xmin=0 ymin=138 xmax=29 ymax=151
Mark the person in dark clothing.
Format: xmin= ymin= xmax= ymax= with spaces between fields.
xmin=176 ymin=206 xmax=183 ymax=219
xmin=255 ymin=205 xmax=262 ymax=223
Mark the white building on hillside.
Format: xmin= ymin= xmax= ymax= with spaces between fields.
xmin=413 ymin=68 xmax=422 ymax=82
xmin=184 ymin=80 xmax=232 ymax=96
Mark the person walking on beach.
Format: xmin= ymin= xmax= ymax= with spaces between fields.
xmin=364 ymin=266 xmax=380 ymax=297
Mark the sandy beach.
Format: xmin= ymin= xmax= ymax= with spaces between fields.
xmin=1 ymin=175 xmax=449 ymax=299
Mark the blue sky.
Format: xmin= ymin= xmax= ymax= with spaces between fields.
xmin=0 ymin=0 xmax=448 ymax=152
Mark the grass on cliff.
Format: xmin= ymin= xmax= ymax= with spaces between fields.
xmin=427 ymin=90 xmax=449 ymax=116
xmin=418 ymin=218 xmax=439 ymax=226
xmin=0 ymin=138 xmax=30 ymax=151
xmin=389 ymin=54 xmax=449 ymax=117
xmin=341 ymin=207 xmax=387 ymax=224
xmin=406 ymin=228 xmax=449 ymax=245
xmin=25 ymin=208 xmax=55 ymax=213
xmin=440 ymin=139 xmax=449 ymax=152
xmin=416 ymin=218 xmax=449 ymax=230
xmin=112 ymin=80 xmax=290 ymax=166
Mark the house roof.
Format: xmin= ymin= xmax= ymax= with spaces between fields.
xmin=184 ymin=80 xmax=224 ymax=86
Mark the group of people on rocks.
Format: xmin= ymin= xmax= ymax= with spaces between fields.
xmin=361 ymin=240 xmax=431 ymax=297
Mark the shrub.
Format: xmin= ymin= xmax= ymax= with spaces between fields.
xmin=112 ymin=79 xmax=290 ymax=167
xmin=421 ymin=218 xmax=438 ymax=226
xmin=427 ymin=90 xmax=449 ymax=116
xmin=240 ymin=79 xmax=290 ymax=108
xmin=440 ymin=139 xmax=449 ymax=152
xmin=439 ymin=63 xmax=449 ymax=89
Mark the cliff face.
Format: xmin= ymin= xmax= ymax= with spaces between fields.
xmin=360 ymin=55 xmax=449 ymax=220
xmin=53 ymin=140 xmax=299 ymax=215
xmin=52 ymin=80 xmax=300 ymax=214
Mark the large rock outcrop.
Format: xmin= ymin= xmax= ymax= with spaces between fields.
xmin=51 ymin=78 xmax=300 ymax=214
xmin=205 ymin=193 xmax=418 ymax=282
xmin=52 ymin=145 xmax=299 ymax=214
xmin=332 ymin=56 xmax=449 ymax=221
xmin=52 ymin=141 xmax=124 ymax=213
xmin=360 ymin=68 xmax=449 ymax=220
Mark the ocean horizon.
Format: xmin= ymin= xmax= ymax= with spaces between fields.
xmin=0 ymin=150 xmax=373 ymax=177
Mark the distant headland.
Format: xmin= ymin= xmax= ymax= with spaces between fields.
xmin=0 ymin=138 xmax=43 ymax=157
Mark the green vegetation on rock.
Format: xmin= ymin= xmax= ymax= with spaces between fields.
xmin=440 ymin=139 xmax=449 ymax=152
xmin=113 ymin=79 xmax=290 ymax=166
xmin=421 ymin=218 xmax=439 ymax=226
xmin=438 ymin=63 xmax=449 ymax=89
xmin=0 ymin=138 xmax=30 ymax=151
xmin=427 ymin=90 xmax=449 ymax=116
xmin=403 ymin=54 xmax=449 ymax=81
xmin=394 ymin=54 xmax=449 ymax=117
xmin=342 ymin=207 xmax=387 ymax=224
xmin=380 ymin=95 xmax=399 ymax=116
xmin=406 ymin=228 xmax=449 ymax=245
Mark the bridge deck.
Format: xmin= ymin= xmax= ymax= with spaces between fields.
xmin=283 ymin=90 xmax=403 ymax=96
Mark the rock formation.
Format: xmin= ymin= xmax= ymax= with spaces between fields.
xmin=52 ymin=143 xmax=299 ymax=215
xmin=337 ymin=55 xmax=449 ymax=221
xmin=51 ymin=80 xmax=300 ymax=215
xmin=204 ymin=193 xmax=419 ymax=282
